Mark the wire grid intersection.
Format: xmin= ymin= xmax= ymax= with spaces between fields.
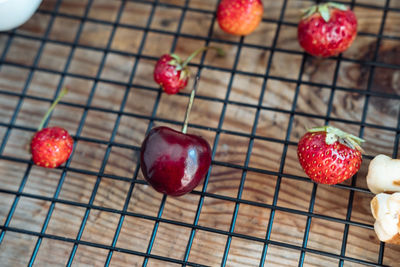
xmin=0 ymin=0 xmax=399 ymax=266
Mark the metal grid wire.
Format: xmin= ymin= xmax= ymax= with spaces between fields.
xmin=0 ymin=0 xmax=399 ymax=266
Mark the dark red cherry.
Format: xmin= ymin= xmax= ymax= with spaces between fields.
xmin=140 ymin=126 xmax=212 ymax=196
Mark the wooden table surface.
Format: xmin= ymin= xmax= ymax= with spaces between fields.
xmin=0 ymin=0 xmax=400 ymax=266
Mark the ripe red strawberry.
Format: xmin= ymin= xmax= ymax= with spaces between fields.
xmin=297 ymin=126 xmax=364 ymax=185
xmin=31 ymin=126 xmax=73 ymax=168
xmin=154 ymin=47 xmax=224 ymax=94
xmin=217 ymin=0 xmax=263 ymax=36
xmin=30 ymin=88 xmax=74 ymax=168
xmin=298 ymin=2 xmax=357 ymax=57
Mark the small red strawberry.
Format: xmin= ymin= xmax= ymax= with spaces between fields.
xmin=298 ymin=2 xmax=357 ymax=57
xmin=154 ymin=54 xmax=188 ymax=95
xmin=31 ymin=127 xmax=73 ymax=168
xmin=154 ymin=47 xmax=224 ymax=94
xmin=297 ymin=126 xmax=364 ymax=185
xmin=217 ymin=0 xmax=263 ymax=36
xmin=30 ymin=88 xmax=73 ymax=168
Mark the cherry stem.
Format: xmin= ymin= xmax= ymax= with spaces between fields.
xmin=182 ymin=76 xmax=200 ymax=134
xmin=181 ymin=46 xmax=225 ymax=67
xmin=37 ymin=87 xmax=68 ymax=131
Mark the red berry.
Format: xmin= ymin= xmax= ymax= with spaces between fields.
xmin=153 ymin=47 xmax=224 ymax=95
xmin=217 ymin=0 xmax=263 ymax=36
xmin=140 ymin=126 xmax=212 ymax=196
xmin=31 ymin=126 xmax=73 ymax=168
xmin=297 ymin=126 xmax=363 ymax=185
xmin=141 ymin=75 xmax=212 ymax=196
xmin=154 ymin=54 xmax=189 ymax=95
xmin=298 ymin=2 xmax=357 ymax=57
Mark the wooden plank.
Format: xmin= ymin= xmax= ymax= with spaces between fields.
xmin=0 ymin=0 xmax=399 ymax=266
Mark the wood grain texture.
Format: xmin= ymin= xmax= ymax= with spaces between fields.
xmin=0 ymin=0 xmax=400 ymax=266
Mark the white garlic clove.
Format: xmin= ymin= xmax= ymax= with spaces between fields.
xmin=366 ymin=154 xmax=400 ymax=194
xmin=370 ymin=192 xmax=400 ymax=244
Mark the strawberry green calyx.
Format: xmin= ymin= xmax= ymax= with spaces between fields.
xmin=38 ymin=87 xmax=68 ymax=131
xmin=167 ymin=54 xmax=189 ymax=81
xmin=302 ymin=2 xmax=348 ymax=22
xmin=308 ymin=126 xmax=364 ymax=152
xmin=168 ymin=54 xmax=183 ymax=68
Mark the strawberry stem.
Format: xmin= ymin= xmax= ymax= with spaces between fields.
xmin=181 ymin=46 xmax=225 ymax=68
xmin=38 ymin=87 xmax=68 ymax=131
xmin=182 ymin=76 xmax=200 ymax=134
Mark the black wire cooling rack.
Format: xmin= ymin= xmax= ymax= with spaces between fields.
xmin=0 ymin=0 xmax=400 ymax=266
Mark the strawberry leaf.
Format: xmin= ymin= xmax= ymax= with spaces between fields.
xmin=168 ymin=59 xmax=178 ymax=66
xmin=302 ymin=2 xmax=348 ymax=22
xmin=179 ymin=69 xmax=188 ymax=80
xmin=327 ymin=2 xmax=348 ymax=11
xmin=170 ymin=53 xmax=182 ymax=62
xmin=308 ymin=126 xmax=365 ymax=152
xmin=325 ymin=132 xmax=338 ymax=145
xmin=318 ymin=5 xmax=331 ymax=22
xmin=302 ymin=6 xmax=317 ymax=19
